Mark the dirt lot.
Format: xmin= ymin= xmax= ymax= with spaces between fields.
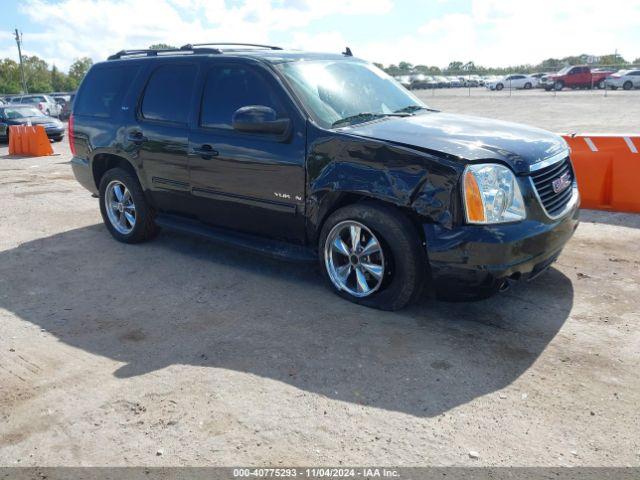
xmin=415 ymin=87 xmax=640 ymax=133
xmin=1 ymin=91 xmax=639 ymax=467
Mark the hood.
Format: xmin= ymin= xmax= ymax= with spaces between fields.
xmin=343 ymin=112 xmax=567 ymax=174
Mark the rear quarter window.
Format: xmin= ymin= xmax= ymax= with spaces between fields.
xmin=140 ymin=64 xmax=197 ymax=124
xmin=74 ymin=64 xmax=140 ymax=118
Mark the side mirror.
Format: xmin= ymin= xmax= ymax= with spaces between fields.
xmin=232 ymin=105 xmax=290 ymax=136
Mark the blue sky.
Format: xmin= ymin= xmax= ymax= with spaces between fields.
xmin=1 ymin=0 xmax=639 ymax=70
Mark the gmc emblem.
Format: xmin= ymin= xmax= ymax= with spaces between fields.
xmin=552 ymin=172 xmax=572 ymax=193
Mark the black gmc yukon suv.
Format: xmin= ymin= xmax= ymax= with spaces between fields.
xmin=70 ymin=44 xmax=580 ymax=310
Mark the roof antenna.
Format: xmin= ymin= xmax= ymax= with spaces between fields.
xmin=342 ymin=46 xmax=353 ymax=57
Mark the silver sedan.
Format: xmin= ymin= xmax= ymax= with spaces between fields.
xmin=605 ymin=69 xmax=640 ymax=90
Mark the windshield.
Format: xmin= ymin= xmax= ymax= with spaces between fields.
xmin=276 ymin=60 xmax=427 ymax=128
xmin=2 ymin=107 xmax=45 ymax=119
xmin=557 ymin=66 xmax=571 ymax=75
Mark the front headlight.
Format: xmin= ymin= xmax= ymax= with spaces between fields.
xmin=463 ymin=163 xmax=526 ymax=224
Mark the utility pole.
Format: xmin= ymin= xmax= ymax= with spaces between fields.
xmin=14 ymin=28 xmax=28 ymax=94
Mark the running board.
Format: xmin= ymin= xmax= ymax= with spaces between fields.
xmin=155 ymin=214 xmax=316 ymax=263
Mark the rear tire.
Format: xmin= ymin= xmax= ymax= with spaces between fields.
xmin=623 ymin=81 xmax=633 ymax=90
xmin=524 ymin=82 xmax=532 ymax=89
xmin=554 ymin=81 xmax=564 ymax=91
xmin=319 ymin=203 xmax=426 ymax=311
xmin=99 ymin=167 xmax=159 ymax=244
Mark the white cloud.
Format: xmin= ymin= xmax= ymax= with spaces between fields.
xmin=7 ymin=0 xmax=392 ymax=69
xmin=358 ymin=0 xmax=640 ymax=67
xmin=1 ymin=0 xmax=638 ymax=70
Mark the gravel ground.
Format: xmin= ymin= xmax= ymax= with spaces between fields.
xmin=1 ymin=94 xmax=639 ymax=467
xmin=415 ymin=87 xmax=640 ymax=133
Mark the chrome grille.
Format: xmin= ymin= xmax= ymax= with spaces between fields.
xmin=530 ymin=156 xmax=574 ymax=217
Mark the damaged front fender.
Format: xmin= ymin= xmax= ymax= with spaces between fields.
xmin=305 ymin=129 xmax=464 ymax=241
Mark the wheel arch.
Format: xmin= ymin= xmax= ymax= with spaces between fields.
xmin=309 ymin=190 xmax=427 ymax=251
xmin=91 ymin=152 xmax=140 ymax=191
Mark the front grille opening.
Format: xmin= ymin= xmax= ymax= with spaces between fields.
xmin=530 ymin=157 xmax=574 ymax=217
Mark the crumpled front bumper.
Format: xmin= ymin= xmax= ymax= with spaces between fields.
xmin=423 ymin=193 xmax=580 ymax=288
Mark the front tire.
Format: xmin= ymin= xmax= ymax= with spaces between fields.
xmin=99 ymin=167 xmax=158 ymax=243
xmin=495 ymin=83 xmax=504 ymax=91
xmin=554 ymin=81 xmax=564 ymax=91
xmin=319 ymin=203 xmax=426 ymax=311
xmin=524 ymin=82 xmax=532 ymax=89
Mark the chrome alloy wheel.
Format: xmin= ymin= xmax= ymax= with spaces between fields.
xmin=105 ymin=180 xmax=136 ymax=235
xmin=324 ymin=220 xmax=385 ymax=298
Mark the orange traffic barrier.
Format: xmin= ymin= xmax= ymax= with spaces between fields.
xmin=562 ymin=134 xmax=640 ymax=213
xmin=8 ymin=124 xmax=53 ymax=156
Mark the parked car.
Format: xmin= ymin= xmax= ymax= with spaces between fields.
xmin=58 ymin=93 xmax=75 ymax=120
xmin=528 ymin=73 xmax=546 ymax=87
xmin=0 ymin=105 xmax=65 ymax=142
xmin=396 ymin=75 xmax=412 ymax=89
xmin=604 ymin=69 xmax=640 ymax=90
xmin=434 ymin=75 xmax=450 ymax=88
xmin=462 ymin=75 xmax=481 ymax=87
xmin=539 ymin=66 xmax=612 ymax=91
xmin=9 ymin=94 xmax=61 ymax=117
xmin=409 ymin=74 xmax=431 ymax=90
xmin=487 ymin=74 xmax=535 ymax=91
xmin=70 ymin=45 xmax=579 ymax=310
xmin=447 ymin=76 xmax=463 ymax=88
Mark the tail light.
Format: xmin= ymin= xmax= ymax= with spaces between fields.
xmin=68 ymin=113 xmax=76 ymax=155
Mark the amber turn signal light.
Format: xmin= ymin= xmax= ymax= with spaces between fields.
xmin=464 ymin=170 xmax=486 ymax=223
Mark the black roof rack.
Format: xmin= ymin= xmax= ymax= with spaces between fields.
xmin=107 ymin=46 xmax=222 ymax=60
xmin=180 ymin=42 xmax=283 ymax=51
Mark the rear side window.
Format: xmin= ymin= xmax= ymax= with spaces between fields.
xmin=75 ymin=64 xmax=139 ymax=118
xmin=141 ymin=64 xmax=197 ymax=124
xmin=200 ymin=65 xmax=285 ymax=129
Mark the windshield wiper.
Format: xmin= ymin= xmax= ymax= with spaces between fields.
xmin=332 ymin=112 xmax=410 ymax=128
xmin=394 ymin=105 xmax=435 ymax=114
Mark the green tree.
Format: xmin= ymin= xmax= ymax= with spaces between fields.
xmin=23 ymin=55 xmax=52 ymax=93
xmin=539 ymin=58 xmax=563 ymax=71
xmin=446 ymin=61 xmax=464 ymax=73
xmin=0 ymin=59 xmax=22 ymax=94
xmin=598 ymin=53 xmax=627 ymax=66
xmin=50 ymin=64 xmax=67 ymax=92
xmin=398 ymin=61 xmax=413 ymax=73
xmin=149 ymin=43 xmax=176 ymax=50
xmin=68 ymin=57 xmax=93 ymax=89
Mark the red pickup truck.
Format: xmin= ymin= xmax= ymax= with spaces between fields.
xmin=540 ymin=66 xmax=613 ymax=91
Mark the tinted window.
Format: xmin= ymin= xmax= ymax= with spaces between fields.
xmin=75 ymin=64 xmax=139 ymax=118
xmin=200 ymin=65 xmax=285 ymax=129
xmin=141 ymin=64 xmax=197 ymax=124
